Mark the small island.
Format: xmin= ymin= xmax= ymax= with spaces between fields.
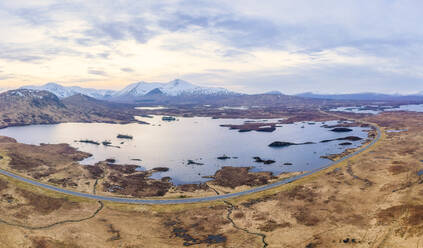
xmin=320 ymin=136 xmax=362 ymax=143
xmin=162 ymin=116 xmax=176 ymax=121
xmin=117 ymin=134 xmax=133 ymax=139
xmin=268 ymin=141 xmax=314 ymax=147
xmin=253 ymin=156 xmax=275 ymax=164
xmin=330 ymin=127 xmax=353 ymax=132
xmin=78 ymin=139 xmax=100 ymax=145
xmin=217 ymin=155 xmax=231 ymax=160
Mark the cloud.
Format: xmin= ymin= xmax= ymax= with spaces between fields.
xmin=88 ymin=69 xmax=107 ymax=76
xmin=0 ymin=76 xmax=12 ymax=81
xmin=0 ymin=54 xmax=44 ymax=62
xmin=0 ymin=0 xmax=422 ymax=93
xmin=121 ymin=67 xmax=134 ymax=72
xmin=83 ymin=20 xmax=156 ymax=44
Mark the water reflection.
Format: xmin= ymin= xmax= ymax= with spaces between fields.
xmin=330 ymin=104 xmax=423 ymax=114
xmin=0 ymin=116 xmax=370 ymax=184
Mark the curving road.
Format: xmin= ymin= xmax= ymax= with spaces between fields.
xmin=0 ymin=126 xmax=381 ymax=205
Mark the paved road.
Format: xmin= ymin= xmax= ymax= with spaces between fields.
xmin=0 ymin=126 xmax=381 ymax=205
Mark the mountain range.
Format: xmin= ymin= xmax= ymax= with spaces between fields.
xmin=18 ymin=80 xmax=423 ymax=103
xmin=22 ymin=83 xmax=115 ymax=99
xmin=21 ymin=79 xmax=235 ymax=100
xmin=296 ymin=92 xmax=423 ymax=101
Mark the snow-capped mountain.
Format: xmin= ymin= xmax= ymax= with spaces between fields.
xmin=20 ymin=79 xmax=236 ymax=100
xmin=114 ymin=79 xmax=234 ymax=97
xmin=114 ymin=81 xmax=163 ymax=97
xmin=21 ymin=82 xmax=116 ymax=99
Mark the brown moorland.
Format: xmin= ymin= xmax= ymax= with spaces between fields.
xmin=0 ymin=110 xmax=422 ymax=247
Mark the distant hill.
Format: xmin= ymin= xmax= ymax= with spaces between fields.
xmin=263 ymin=91 xmax=283 ymax=95
xmin=62 ymin=94 xmax=138 ymax=121
xmin=296 ymin=92 xmax=423 ymax=101
xmin=127 ymin=92 xmax=325 ymax=107
xmin=0 ymin=89 xmax=70 ymax=128
xmin=0 ymin=89 xmax=140 ymax=128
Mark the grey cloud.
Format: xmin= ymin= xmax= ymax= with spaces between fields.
xmin=88 ymin=69 xmax=107 ymax=76
xmin=0 ymin=39 xmax=85 ymax=63
xmin=0 ymin=53 xmax=44 ymax=62
xmin=159 ymin=13 xmax=211 ymax=31
xmin=214 ymin=49 xmax=252 ymax=58
xmin=75 ymin=38 xmax=94 ymax=46
xmin=5 ymin=0 xmax=423 ymax=53
xmin=85 ymin=52 xmax=110 ymax=59
xmin=51 ymin=36 xmax=70 ymax=42
xmin=157 ymin=10 xmax=284 ymax=49
xmin=83 ymin=19 xmax=156 ymax=45
xmin=121 ymin=67 xmax=134 ymax=72
xmin=7 ymin=2 xmax=81 ymax=26
xmin=12 ymin=7 xmax=54 ymax=25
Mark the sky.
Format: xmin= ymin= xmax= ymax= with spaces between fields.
xmin=0 ymin=0 xmax=423 ymax=94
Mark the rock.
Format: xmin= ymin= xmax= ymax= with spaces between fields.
xmin=339 ymin=142 xmax=352 ymax=146
xmin=284 ymin=162 xmax=293 ymax=165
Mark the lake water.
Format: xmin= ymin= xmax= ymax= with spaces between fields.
xmin=329 ymin=106 xmax=383 ymax=114
xmin=0 ymin=116 xmax=370 ymax=185
xmin=135 ymin=106 xmax=168 ymax=110
xmin=330 ymin=104 xmax=423 ymax=114
xmin=385 ymin=104 xmax=423 ymax=112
